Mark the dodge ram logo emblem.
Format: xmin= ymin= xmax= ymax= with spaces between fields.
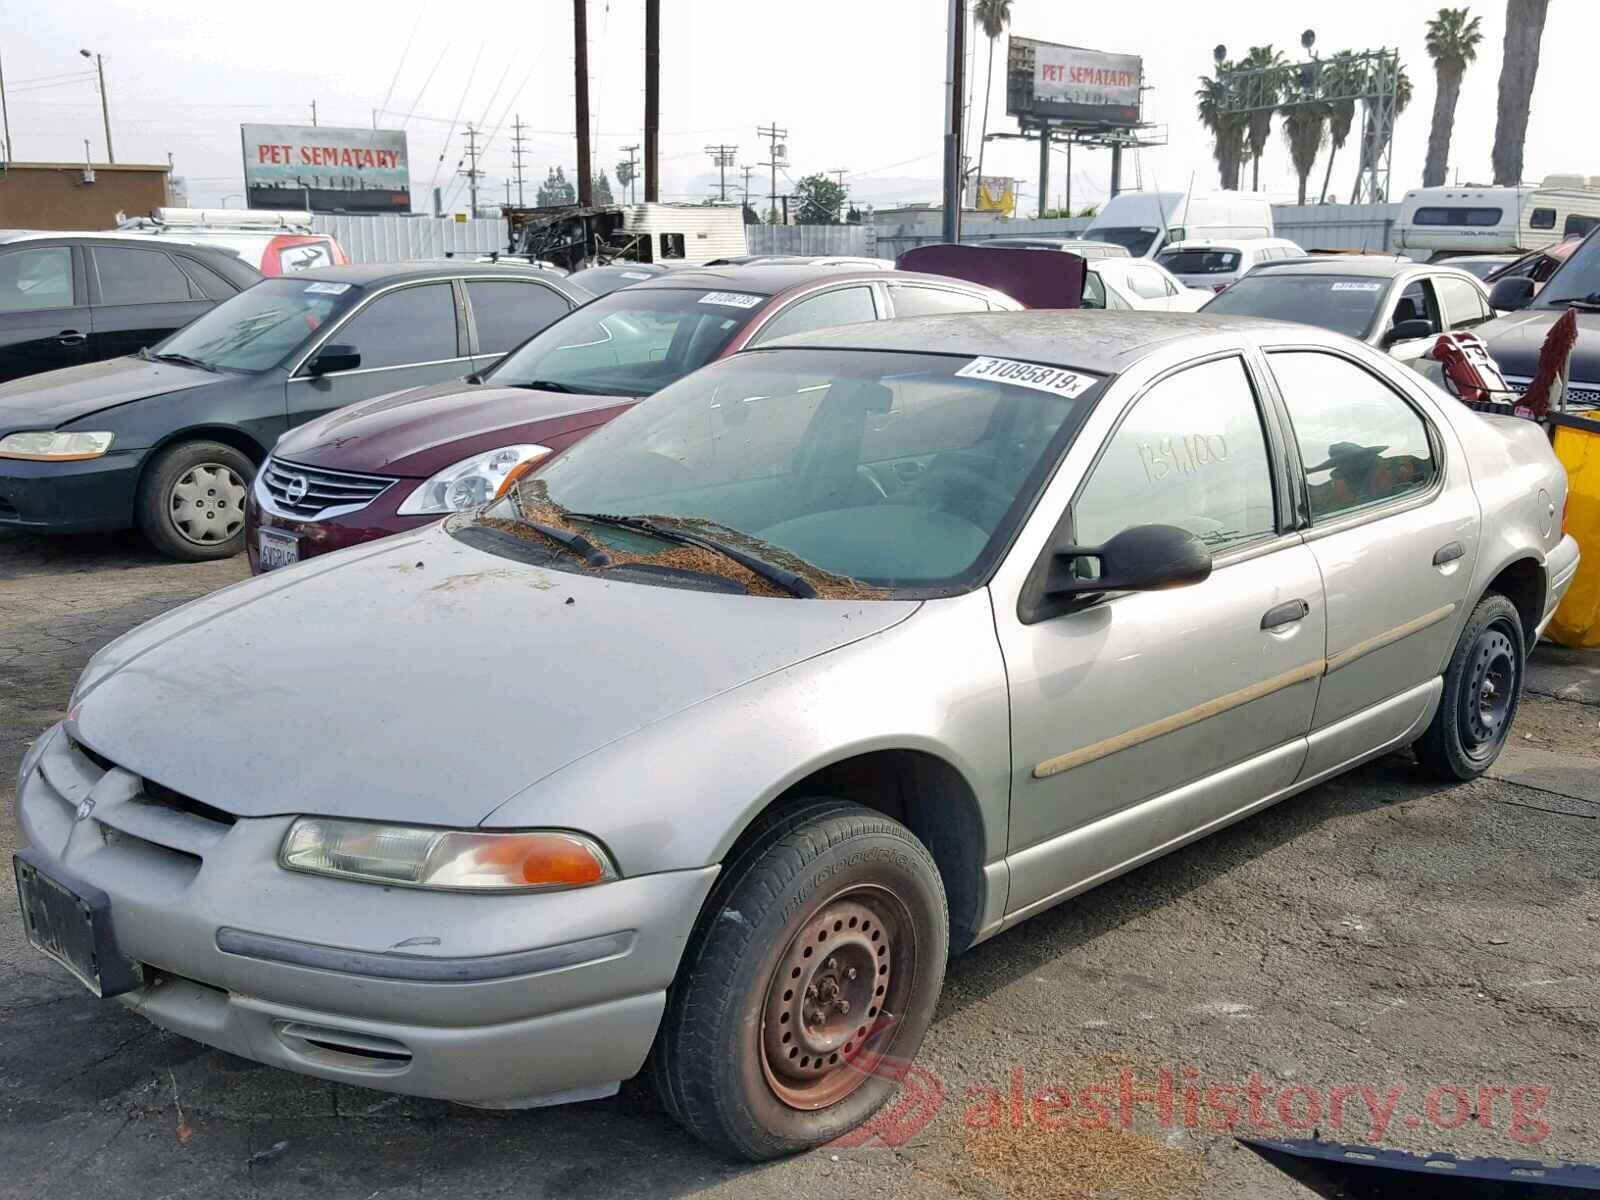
xmin=283 ymin=475 xmax=309 ymax=505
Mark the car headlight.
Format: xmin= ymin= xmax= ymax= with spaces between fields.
xmin=395 ymin=444 xmax=551 ymax=515
xmin=0 ymin=431 xmax=115 ymax=461
xmin=279 ymin=817 xmax=618 ymax=891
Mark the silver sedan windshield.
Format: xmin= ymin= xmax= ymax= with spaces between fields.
xmin=483 ymin=347 xmax=1103 ymax=592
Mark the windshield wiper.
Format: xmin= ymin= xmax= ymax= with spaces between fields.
xmin=143 ymin=349 xmax=221 ymax=373
xmin=517 ymin=519 xmax=611 ymax=566
xmin=1540 ymin=291 xmax=1600 ymax=311
xmin=512 ymin=380 xmax=576 ymax=393
xmin=565 ymin=511 xmax=818 ymax=598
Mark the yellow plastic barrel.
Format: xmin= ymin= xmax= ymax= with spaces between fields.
xmin=1547 ymin=414 xmax=1600 ymax=648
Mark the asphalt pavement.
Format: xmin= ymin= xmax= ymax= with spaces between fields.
xmin=2 ymin=527 xmax=1597 ymax=1200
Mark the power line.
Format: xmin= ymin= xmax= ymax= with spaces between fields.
xmin=399 ymin=45 xmax=448 ymax=129
xmin=428 ymin=41 xmax=482 ymax=195
xmin=376 ymin=4 xmax=423 ymax=128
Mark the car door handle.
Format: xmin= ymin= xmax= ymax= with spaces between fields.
xmin=1261 ymin=599 xmax=1311 ymax=630
xmin=1433 ymin=541 xmax=1465 ymax=566
xmin=57 ymin=330 xmax=86 ymax=346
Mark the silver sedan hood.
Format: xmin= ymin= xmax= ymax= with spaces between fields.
xmin=71 ymin=523 xmax=917 ymax=825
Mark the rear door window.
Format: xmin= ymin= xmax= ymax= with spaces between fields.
xmin=887 ymin=285 xmax=990 ymax=316
xmin=92 ymin=247 xmax=194 ymax=305
xmin=466 ymin=280 xmax=573 ymax=354
xmin=174 ymin=256 xmax=240 ymax=301
xmin=1434 ymin=275 xmax=1493 ymax=330
xmin=326 ymin=282 xmax=459 ymax=370
xmin=752 ymin=286 xmax=877 ymax=343
xmin=0 ymin=246 xmax=75 ymax=312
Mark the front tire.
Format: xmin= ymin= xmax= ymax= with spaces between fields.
xmin=650 ymin=799 xmax=948 ymax=1160
xmin=136 ymin=440 xmax=253 ymax=561
xmin=1414 ymin=593 xmax=1525 ymax=781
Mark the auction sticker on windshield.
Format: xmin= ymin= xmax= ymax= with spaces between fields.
xmin=955 ymin=356 xmax=1097 ymax=398
xmin=304 ymin=282 xmax=351 ymax=295
xmin=1330 ymin=282 xmax=1384 ymax=292
xmin=699 ymin=292 xmax=764 ymax=308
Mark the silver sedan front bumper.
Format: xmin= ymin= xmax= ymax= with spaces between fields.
xmin=15 ymin=724 xmax=718 ymax=1107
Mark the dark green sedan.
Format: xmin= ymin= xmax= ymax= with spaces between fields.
xmin=0 ymin=261 xmax=590 ymax=559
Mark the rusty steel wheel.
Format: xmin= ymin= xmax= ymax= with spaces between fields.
xmin=649 ymin=798 xmax=949 ymax=1160
xmin=760 ymin=888 xmax=914 ymax=1110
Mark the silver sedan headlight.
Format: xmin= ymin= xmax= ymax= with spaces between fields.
xmin=395 ymin=444 xmax=551 ymax=515
xmin=0 ymin=431 xmax=115 ymax=460
xmin=279 ymin=817 xmax=618 ymax=891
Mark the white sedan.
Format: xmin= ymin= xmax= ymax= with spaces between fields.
xmin=1086 ymin=258 xmax=1213 ymax=313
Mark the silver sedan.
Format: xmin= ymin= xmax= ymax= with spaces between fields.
xmin=16 ymin=312 xmax=1579 ymax=1159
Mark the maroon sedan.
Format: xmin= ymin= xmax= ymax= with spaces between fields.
xmin=246 ymin=264 xmax=1022 ymax=572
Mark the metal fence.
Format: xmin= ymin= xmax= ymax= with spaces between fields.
xmin=744 ymin=224 xmax=878 ymax=257
xmin=310 ymin=214 xmax=509 ymax=264
xmin=1270 ymin=202 xmax=1401 ymax=253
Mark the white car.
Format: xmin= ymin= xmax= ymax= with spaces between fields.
xmin=116 ymin=208 xmax=347 ymax=276
xmin=1156 ymin=237 xmax=1307 ymax=294
xmin=1085 ymin=258 xmax=1212 ymax=312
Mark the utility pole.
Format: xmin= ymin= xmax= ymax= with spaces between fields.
xmin=79 ymin=50 xmax=114 ymax=163
xmin=644 ymin=0 xmax=660 ymax=202
xmin=758 ymin=121 xmax=788 ymax=222
xmin=0 ymin=49 xmax=11 ymax=160
xmin=511 ymin=115 xmax=529 ymax=206
xmin=460 ymin=123 xmax=483 ymax=217
xmin=740 ymin=164 xmax=754 ymax=215
xmin=621 ymin=143 xmax=640 ymax=204
xmin=504 ymin=179 xmax=512 ymax=207
xmin=574 ymin=0 xmax=593 ymax=206
xmin=310 ymin=99 xmax=317 ymax=127
xmin=1037 ymin=127 xmax=1050 ymax=218
xmin=941 ymin=0 xmax=965 ymax=243
xmin=704 ymin=143 xmax=737 ymax=201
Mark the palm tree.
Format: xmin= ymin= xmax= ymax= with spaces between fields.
xmin=1318 ymin=51 xmax=1360 ymax=203
xmin=1492 ymin=0 xmax=1551 ymax=184
xmin=972 ymin=0 xmax=1012 ymax=194
xmin=1242 ymin=45 xmax=1287 ymax=191
xmin=1196 ymin=63 xmax=1246 ymax=190
xmin=1423 ymin=8 xmax=1484 ymax=187
xmin=1280 ymin=77 xmax=1328 ymax=205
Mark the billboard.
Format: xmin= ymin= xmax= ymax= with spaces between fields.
xmin=242 ymin=124 xmax=410 ymax=213
xmin=966 ymin=176 xmax=1017 ymax=217
xmin=1006 ymin=37 xmax=1142 ymax=128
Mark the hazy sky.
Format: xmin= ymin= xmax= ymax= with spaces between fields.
xmin=11 ymin=0 xmax=1593 ymax=214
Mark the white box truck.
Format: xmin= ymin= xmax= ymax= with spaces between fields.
xmin=1083 ymin=192 xmax=1274 ymax=259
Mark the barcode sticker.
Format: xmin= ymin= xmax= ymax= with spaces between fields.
xmin=1330 ymin=281 xmax=1383 ymax=292
xmin=955 ymin=356 xmax=1097 ymax=398
xmin=304 ymin=282 xmax=351 ymax=295
xmin=699 ymin=291 xmax=764 ymax=308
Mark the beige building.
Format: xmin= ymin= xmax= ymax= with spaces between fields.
xmin=0 ymin=162 xmax=172 ymax=231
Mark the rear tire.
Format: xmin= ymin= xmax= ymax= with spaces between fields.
xmin=1414 ymin=593 xmax=1525 ymax=781
xmin=136 ymin=440 xmax=253 ymax=561
xmin=650 ymin=798 xmax=948 ymax=1160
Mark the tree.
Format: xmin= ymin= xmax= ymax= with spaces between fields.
xmin=972 ymin=0 xmax=1013 ymax=199
xmin=1242 ymin=45 xmax=1287 ymax=190
xmin=1318 ymin=51 xmax=1360 ymax=203
xmin=1423 ymin=8 xmax=1485 ymax=187
xmin=1492 ymin=0 xmax=1551 ymax=185
xmin=536 ymin=166 xmax=575 ymax=207
xmin=615 ymin=158 xmax=636 ymax=202
xmin=592 ymin=170 xmax=615 ymax=205
xmin=793 ymin=173 xmax=848 ymax=224
xmin=742 ymin=203 xmax=761 ymax=224
xmin=1196 ymin=62 xmax=1247 ymax=190
xmin=1279 ymin=76 xmax=1328 ymax=206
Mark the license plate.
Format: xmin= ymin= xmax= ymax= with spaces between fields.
xmin=257 ymin=528 xmax=301 ymax=572
xmin=14 ymin=850 xmax=141 ymax=998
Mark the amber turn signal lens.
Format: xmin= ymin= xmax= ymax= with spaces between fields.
xmin=493 ymin=456 xmax=546 ymax=500
xmin=473 ymin=833 xmax=612 ymax=887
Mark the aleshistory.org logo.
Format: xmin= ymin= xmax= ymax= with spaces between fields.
xmin=828 ymin=1060 xmax=1554 ymax=1149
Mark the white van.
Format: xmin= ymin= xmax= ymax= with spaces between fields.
xmin=1155 ymin=236 xmax=1305 ymax=293
xmin=116 ymin=208 xmax=348 ymax=276
xmin=1083 ymin=191 xmax=1273 ymax=259
xmin=1396 ymin=177 xmax=1600 ymax=257
xmin=623 ymin=203 xmax=748 ymax=266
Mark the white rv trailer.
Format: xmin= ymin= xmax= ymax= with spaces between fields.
xmin=623 ymin=203 xmax=748 ymax=265
xmin=1396 ymin=177 xmax=1600 ymax=257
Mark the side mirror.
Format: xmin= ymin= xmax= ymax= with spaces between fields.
xmin=1020 ymin=523 xmax=1213 ymax=623
xmin=1488 ymin=274 xmax=1536 ymax=312
xmin=306 ymin=343 xmax=360 ymax=376
xmin=1384 ymin=318 xmax=1435 ymax=346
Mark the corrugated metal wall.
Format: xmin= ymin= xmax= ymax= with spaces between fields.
xmin=745 ymin=224 xmax=878 ymax=256
xmin=1261 ymin=203 xmax=1401 ymax=253
xmin=311 ymin=215 xmax=509 ymax=264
